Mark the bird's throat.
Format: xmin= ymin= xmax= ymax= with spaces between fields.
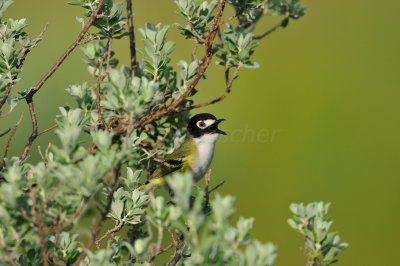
xmin=191 ymin=134 xmax=219 ymax=181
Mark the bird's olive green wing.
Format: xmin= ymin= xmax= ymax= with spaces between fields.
xmin=150 ymin=139 xmax=195 ymax=179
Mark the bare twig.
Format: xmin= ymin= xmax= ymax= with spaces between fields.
xmin=96 ymin=38 xmax=112 ymax=130
xmin=37 ymin=146 xmax=46 ymax=162
xmin=108 ymin=116 xmax=120 ymax=128
xmin=104 ymin=37 xmax=114 ymax=77
xmin=21 ymin=97 xmax=38 ymax=161
xmin=220 ymin=13 xmax=238 ymax=25
xmin=0 ymin=128 xmax=11 ymax=138
xmin=150 ymin=241 xmax=175 ymax=262
xmin=168 ymin=240 xmax=186 ymax=266
xmin=168 ymin=229 xmax=177 ymax=246
xmin=177 ymin=65 xmax=241 ymax=113
xmin=38 ymin=124 xmax=58 ymax=136
xmin=3 ymin=113 xmax=23 ymax=159
xmin=254 ymin=15 xmax=289 ymax=40
xmin=29 ymin=187 xmax=49 ymax=266
xmin=126 ymin=0 xmax=137 ymax=77
xmin=203 ymin=170 xmax=212 ymax=211
xmin=157 ymin=242 xmax=174 ymax=256
xmin=29 ymin=0 xmax=104 ymax=97
xmin=95 ymin=221 xmax=124 ymax=247
xmin=16 ymin=24 xmax=48 ymax=70
xmin=0 ymin=81 xmax=13 ymax=111
xmin=191 ymin=42 xmax=199 ymax=65
xmin=155 ymin=224 xmax=164 ymax=256
xmin=208 ymin=180 xmax=225 ymax=194
xmin=128 ymin=0 xmax=226 ymax=131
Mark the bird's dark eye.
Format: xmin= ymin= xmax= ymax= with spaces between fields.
xmin=198 ymin=121 xmax=206 ymax=128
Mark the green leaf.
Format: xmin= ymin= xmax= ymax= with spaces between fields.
xmin=0 ymin=0 xmax=13 ymax=18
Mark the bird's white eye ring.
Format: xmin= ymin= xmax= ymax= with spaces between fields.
xmin=197 ymin=121 xmax=206 ymax=128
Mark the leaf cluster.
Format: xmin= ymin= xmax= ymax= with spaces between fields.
xmin=175 ymin=0 xmax=218 ymax=43
xmin=0 ymin=2 xmax=43 ymax=111
xmin=288 ymin=202 xmax=349 ymax=266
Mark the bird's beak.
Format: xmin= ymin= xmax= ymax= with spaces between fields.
xmin=215 ymin=118 xmax=227 ymax=135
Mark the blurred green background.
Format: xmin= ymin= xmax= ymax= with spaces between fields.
xmin=3 ymin=0 xmax=400 ymax=265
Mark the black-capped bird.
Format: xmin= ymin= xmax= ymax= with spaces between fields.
xmin=138 ymin=113 xmax=226 ymax=190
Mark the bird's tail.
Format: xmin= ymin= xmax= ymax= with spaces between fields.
xmin=136 ymin=177 xmax=166 ymax=191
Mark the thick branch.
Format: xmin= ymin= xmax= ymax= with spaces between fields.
xmin=29 ymin=0 xmax=104 ymax=97
xmin=126 ymin=0 xmax=137 ymax=77
xmin=20 ymin=97 xmax=38 ymax=161
xmin=254 ymin=16 xmax=289 ymax=40
xmin=131 ymin=0 xmax=226 ymax=130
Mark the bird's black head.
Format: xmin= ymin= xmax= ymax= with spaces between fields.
xmin=187 ymin=113 xmax=226 ymax=138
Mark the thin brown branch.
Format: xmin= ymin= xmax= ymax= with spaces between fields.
xmin=21 ymin=97 xmax=38 ymax=161
xmin=108 ymin=116 xmax=120 ymax=128
xmin=37 ymin=145 xmax=46 ymax=162
xmin=38 ymin=124 xmax=58 ymax=136
xmin=191 ymin=42 xmax=199 ymax=65
xmin=150 ymin=241 xmax=175 ymax=262
xmin=29 ymin=0 xmax=104 ymax=97
xmin=177 ymin=66 xmax=240 ymax=113
xmin=96 ymin=38 xmax=112 ymax=131
xmin=0 ymin=81 xmax=14 ymax=111
xmin=96 ymin=60 xmax=108 ymax=129
xmin=16 ymin=24 xmax=48 ymax=70
xmin=203 ymin=170 xmax=212 ymax=211
xmin=104 ymin=37 xmax=113 ymax=76
xmin=220 ymin=13 xmax=238 ymax=25
xmin=3 ymin=113 xmax=23 ymax=159
xmin=155 ymin=224 xmax=164 ymax=256
xmin=168 ymin=240 xmax=186 ymax=266
xmin=95 ymin=221 xmax=124 ymax=247
xmin=29 ymin=187 xmax=49 ymax=266
xmin=72 ymin=166 xmax=121 ymax=265
xmin=254 ymin=16 xmax=289 ymax=40
xmin=44 ymin=200 xmax=87 ymax=234
xmin=159 ymin=242 xmax=175 ymax=256
xmin=128 ymin=0 xmax=226 ymax=131
xmin=126 ymin=0 xmax=137 ymax=77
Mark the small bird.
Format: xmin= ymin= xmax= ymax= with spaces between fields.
xmin=138 ymin=113 xmax=226 ymax=190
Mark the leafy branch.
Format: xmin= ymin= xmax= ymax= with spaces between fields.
xmin=0 ymin=1 xmax=349 ymax=266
